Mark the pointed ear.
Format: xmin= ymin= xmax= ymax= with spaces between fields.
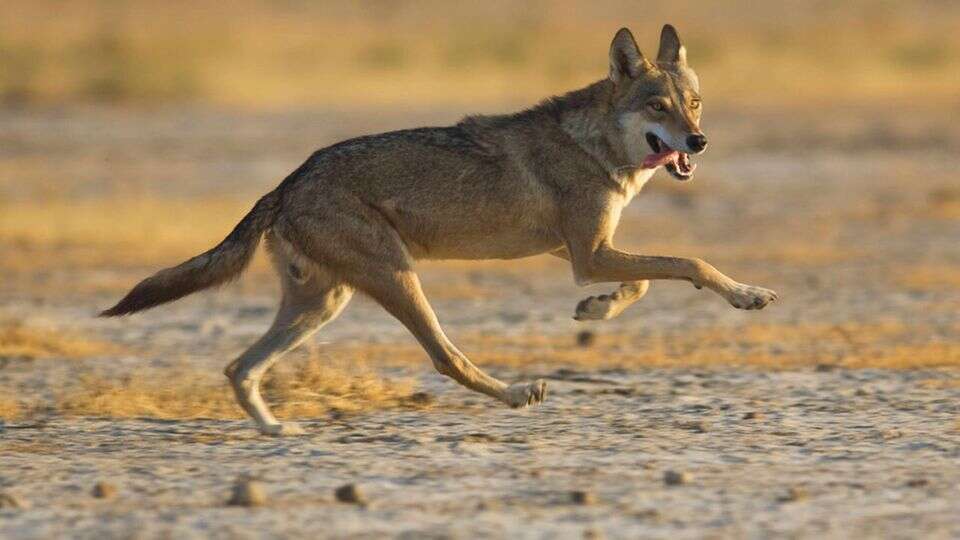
xmin=609 ymin=28 xmax=651 ymax=82
xmin=657 ymin=24 xmax=687 ymax=65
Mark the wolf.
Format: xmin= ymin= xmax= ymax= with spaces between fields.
xmin=102 ymin=25 xmax=778 ymax=436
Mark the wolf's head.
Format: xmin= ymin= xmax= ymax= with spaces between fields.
xmin=608 ymin=25 xmax=705 ymax=181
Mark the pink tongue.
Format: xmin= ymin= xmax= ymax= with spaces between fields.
xmin=642 ymin=150 xmax=679 ymax=169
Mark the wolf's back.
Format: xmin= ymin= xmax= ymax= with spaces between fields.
xmin=100 ymin=190 xmax=280 ymax=317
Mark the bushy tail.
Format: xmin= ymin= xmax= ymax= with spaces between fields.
xmin=100 ymin=190 xmax=280 ymax=317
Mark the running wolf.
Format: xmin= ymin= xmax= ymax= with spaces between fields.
xmin=103 ymin=25 xmax=778 ymax=436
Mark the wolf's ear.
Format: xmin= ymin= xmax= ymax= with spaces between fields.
xmin=609 ymin=28 xmax=651 ymax=82
xmin=657 ymin=24 xmax=687 ymax=65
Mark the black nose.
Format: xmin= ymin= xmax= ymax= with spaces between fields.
xmin=686 ymin=134 xmax=708 ymax=153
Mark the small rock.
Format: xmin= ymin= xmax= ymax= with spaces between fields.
xmin=335 ymin=483 xmax=366 ymax=505
xmin=92 ymin=481 xmax=117 ymax=499
xmin=742 ymin=411 xmax=764 ymax=420
xmin=570 ymin=490 xmax=596 ymax=505
xmin=663 ymin=470 xmax=692 ymax=486
xmin=676 ymin=420 xmax=709 ymax=433
xmin=576 ymin=330 xmax=596 ymax=348
xmin=476 ymin=500 xmax=502 ymax=511
xmin=778 ymin=487 xmax=808 ymax=502
xmin=228 ymin=478 xmax=267 ymax=507
xmin=0 ymin=493 xmax=29 ymax=509
xmin=880 ymin=429 xmax=903 ymax=440
xmin=405 ymin=392 xmax=436 ymax=407
xmin=906 ymin=478 xmax=929 ymax=488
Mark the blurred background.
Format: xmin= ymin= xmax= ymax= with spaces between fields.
xmin=0 ymin=0 xmax=958 ymax=415
xmin=1 ymin=0 xmax=958 ymax=109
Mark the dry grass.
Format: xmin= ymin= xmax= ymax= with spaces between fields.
xmin=6 ymin=321 xmax=956 ymax=422
xmin=55 ymin=352 xmax=421 ymax=420
xmin=0 ymin=197 xmax=277 ymax=295
xmin=0 ymin=197 xmax=258 ymax=270
xmin=895 ymin=264 xmax=960 ymax=291
xmin=0 ymin=319 xmax=117 ymax=360
xmin=327 ymin=321 xmax=960 ymax=371
xmin=927 ymin=186 xmax=960 ymax=220
xmin=0 ymin=397 xmax=22 ymax=420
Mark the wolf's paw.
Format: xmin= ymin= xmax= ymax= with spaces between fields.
xmin=260 ymin=422 xmax=306 ymax=437
xmin=574 ymin=295 xmax=621 ymax=321
xmin=504 ymin=380 xmax=547 ymax=408
xmin=726 ymin=284 xmax=779 ymax=310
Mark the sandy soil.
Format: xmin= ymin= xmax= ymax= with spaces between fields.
xmin=1 ymin=104 xmax=959 ymax=538
xmin=3 ymin=367 xmax=960 ymax=539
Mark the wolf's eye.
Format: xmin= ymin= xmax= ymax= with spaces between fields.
xmin=690 ymin=99 xmax=701 ymax=110
xmin=648 ymin=101 xmax=665 ymax=112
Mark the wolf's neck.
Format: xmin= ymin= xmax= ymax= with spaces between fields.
xmin=549 ymin=80 xmax=631 ymax=176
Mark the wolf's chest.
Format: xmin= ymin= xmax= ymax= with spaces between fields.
xmin=618 ymin=168 xmax=656 ymax=204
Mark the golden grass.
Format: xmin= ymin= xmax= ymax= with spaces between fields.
xmin=0 ymin=197 xmax=277 ymax=295
xmin=896 ymin=264 xmax=960 ymax=291
xmin=0 ymin=197 xmax=258 ymax=270
xmin=4 ymin=321 xmax=955 ymax=422
xmin=0 ymin=397 xmax=22 ymax=420
xmin=0 ymin=319 xmax=118 ymax=360
xmin=55 ymin=352 xmax=421 ymax=420
xmin=328 ymin=321 xmax=960 ymax=371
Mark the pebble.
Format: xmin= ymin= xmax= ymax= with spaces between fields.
xmin=576 ymin=331 xmax=596 ymax=348
xmin=743 ymin=411 xmax=764 ymax=420
xmin=228 ymin=478 xmax=267 ymax=507
xmin=92 ymin=481 xmax=117 ymax=499
xmin=335 ymin=483 xmax=366 ymax=505
xmin=676 ymin=420 xmax=709 ymax=433
xmin=880 ymin=429 xmax=903 ymax=440
xmin=405 ymin=392 xmax=436 ymax=407
xmin=663 ymin=470 xmax=692 ymax=486
xmin=778 ymin=487 xmax=808 ymax=502
xmin=570 ymin=490 xmax=596 ymax=505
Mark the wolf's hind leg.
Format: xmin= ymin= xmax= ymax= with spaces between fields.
xmin=359 ymin=268 xmax=546 ymax=408
xmin=574 ymin=280 xmax=650 ymax=321
xmin=225 ymin=257 xmax=352 ymax=436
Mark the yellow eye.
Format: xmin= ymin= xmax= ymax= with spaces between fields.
xmin=648 ymin=101 xmax=664 ymax=112
xmin=690 ymin=99 xmax=701 ymax=110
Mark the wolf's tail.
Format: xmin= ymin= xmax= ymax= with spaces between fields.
xmin=100 ymin=190 xmax=281 ymax=317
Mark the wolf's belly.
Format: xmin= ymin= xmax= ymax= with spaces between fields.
xmin=378 ymin=200 xmax=562 ymax=261
xmin=404 ymin=229 xmax=563 ymax=261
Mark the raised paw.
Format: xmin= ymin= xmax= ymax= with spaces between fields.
xmin=260 ymin=422 xmax=307 ymax=437
xmin=574 ymin=294 xmax=619 ymax=321
xmin=726 ymin=284 xmax=779 ymax=310
xmin=503 ymin=380 xmax=547 ymax=408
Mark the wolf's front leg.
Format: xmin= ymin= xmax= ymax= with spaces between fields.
xmin=571 ymin=247 xmax=778 ymax=311
xmin=574 ymin=280 xmax=650 ymax=320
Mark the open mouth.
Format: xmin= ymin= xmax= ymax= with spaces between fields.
xmin=643 ymin=133 xmax=696 ymax=181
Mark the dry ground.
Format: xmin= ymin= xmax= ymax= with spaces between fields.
xmin=0 ymin=101 xmax=958 ymax=538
